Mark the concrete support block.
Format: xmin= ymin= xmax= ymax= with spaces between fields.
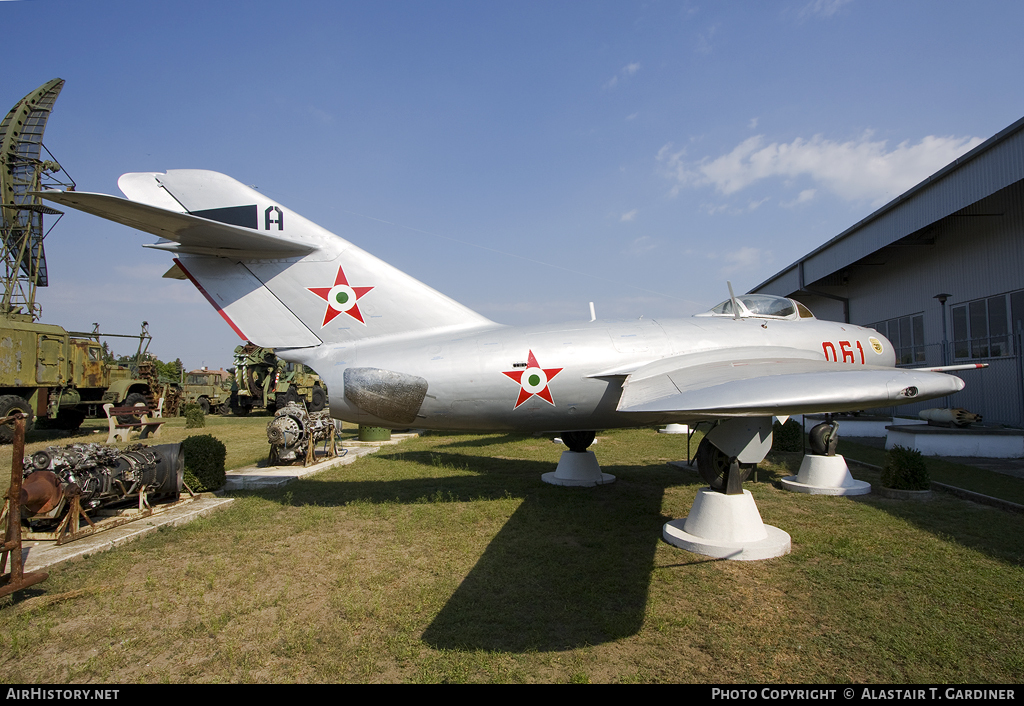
xmin=663 ymin=488 xmax=791 ymax=561
xmin=542 ymin=450 xmax=616 ymax=487
xmin=781 ymin=454 xmax=871 ymax=496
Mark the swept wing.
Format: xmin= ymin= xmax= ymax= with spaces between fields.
xmin=617 ymin=347 xmax=965 ymax=417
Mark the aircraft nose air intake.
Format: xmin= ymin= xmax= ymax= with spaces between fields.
xmin=343 ymin=367 xmax=429 ymax=424
xmin=901 ymin=386 xmax=919 ymax=398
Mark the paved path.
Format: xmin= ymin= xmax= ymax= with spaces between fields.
xmin=16 ymin=433 xmax=420 ymax=574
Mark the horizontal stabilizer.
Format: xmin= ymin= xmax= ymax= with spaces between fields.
xmin=618 ymin=351 xmax=965 ymax=416
xmin=37 ymin=190 xmax=314 ymax=257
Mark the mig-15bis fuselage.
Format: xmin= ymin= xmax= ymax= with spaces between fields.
xmin=41 ymin=170 xmax=971 ymax=482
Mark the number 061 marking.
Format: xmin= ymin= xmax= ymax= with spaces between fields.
xmin=823 ymin=340 xmax=865 ymax=364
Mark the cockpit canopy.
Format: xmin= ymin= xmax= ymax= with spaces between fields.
xmin=695 ymin=294 xmax=815 ymax=320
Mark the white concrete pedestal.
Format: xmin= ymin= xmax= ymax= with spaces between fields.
xmin=663 ymin=488 xmax=791 ymax=561
xmin=542 ymin=450 xmax=616 ymax=487
xmin=780 ymin=454 xmax=871 ymax=496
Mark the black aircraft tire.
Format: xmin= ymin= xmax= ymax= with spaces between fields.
xmin=561 ymin=430 xmax=596 ymax=453
xmin=696 ymin=437 xmax=753 ymax=492
xmin=0 ymin=395 xmax=33 ymax=444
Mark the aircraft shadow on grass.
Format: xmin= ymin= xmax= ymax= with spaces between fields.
xmin=260 ymin=447 xmax=702 ymax=652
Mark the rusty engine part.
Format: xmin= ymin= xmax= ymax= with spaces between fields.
xmin=18 ymin=442 xmax=184 ymax=532
xmin=919 ymin=407 xmax=983 ymax=428
xmin=267 ymin=403 xmax=343 ymax=466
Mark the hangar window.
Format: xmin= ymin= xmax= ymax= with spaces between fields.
xmin=869 ymin=314 xmax=924 ymax=365
xmin=952 ymin=294 xmax=1013 ymax=360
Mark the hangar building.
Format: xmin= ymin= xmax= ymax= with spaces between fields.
xmin=750 ymin=116 xmax=1024 ymax=425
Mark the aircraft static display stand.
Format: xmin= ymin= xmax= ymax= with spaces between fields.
xmin=780 ymin=455 xmax=871 ymax=496
xmin=663 ymin=489 xmax=792 ymax=561
xmin=39 ymin=170 xmax=977 ymax=560
xmin=543 ymin=430 xmax=615 ymax=486
xmin=781 ymin=419 xmax=871 ymax=496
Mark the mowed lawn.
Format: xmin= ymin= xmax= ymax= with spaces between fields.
xmin=0 ymin=418 xmax=1021 ymax=683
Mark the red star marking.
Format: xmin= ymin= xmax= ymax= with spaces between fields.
xmin=502 ymin=350 xmax=564 ymax=409
xmin=307 ymin=265 xmax=374 ymax=327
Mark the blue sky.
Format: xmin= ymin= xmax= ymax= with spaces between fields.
xmin=4 ymin=0 xmax=1024 ymax=370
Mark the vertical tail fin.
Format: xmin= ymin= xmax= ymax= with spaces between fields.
xmin=43 ymin=170 xmax=494 ymax=348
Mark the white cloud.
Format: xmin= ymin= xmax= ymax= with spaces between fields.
xmin=782 ymin=188 xmax=818 ymax=208
xmin=695 ymin=24 xmax=719 ymax=55
xmin=799 ymin=0 xmax=854 ymax=20
xmin=626 ymin=112 xmax=639 ymax=122
xmin=659 ymin=131 xmax=984 ymax=206
xmin=620 ymin=209 xmax=638 ymax=222
xmin=624 ymin=236 xmax=657 ymax=256
xmin=604 ymin=62 xmax=641 ymax=90
xmin=720 ymin=246 xmax=769 ymax=275
xmin=749 ymin=117 xmax=759 ymax=130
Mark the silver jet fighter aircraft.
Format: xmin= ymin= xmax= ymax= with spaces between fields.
xmin=41 ymin=170 xmax=971 ymax=486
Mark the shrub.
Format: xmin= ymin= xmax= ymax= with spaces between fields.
xmin=881 ymin=445 xmax=930 ymax=490
xmin=184 ymin=403 xmax=205 ymax=429
xmin=182 ymin=434 xmax=227 ymax=491
xmin=772 ymin=419 xmax=803 ymax=452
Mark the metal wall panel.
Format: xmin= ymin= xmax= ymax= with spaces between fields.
xmin=755 ymin=117 xmax=1024 ymax=294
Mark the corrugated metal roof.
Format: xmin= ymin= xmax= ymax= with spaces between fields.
xmin=752 ymin=115 xmax=1024 ymax=295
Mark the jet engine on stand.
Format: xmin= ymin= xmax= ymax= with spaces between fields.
xmin=6 ymin=442 xmax=185 ymax=544
xmin=266 ymin=403 xmax=343 ymax=466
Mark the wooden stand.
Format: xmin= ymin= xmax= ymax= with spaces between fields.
xmin=0 ymin=414 xmax=48 ymax=598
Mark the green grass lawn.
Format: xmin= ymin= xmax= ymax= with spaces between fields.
xmin=836 ymin=439 xmax=1024 ymax=506
xmin=0 ymin=423 xmax=1021 ymax=683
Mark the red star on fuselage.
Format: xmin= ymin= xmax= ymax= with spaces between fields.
xmin=502 ymin=350 xmax=563 ymax=409
xmin=308 ymin=265 xmax=374 ymax=327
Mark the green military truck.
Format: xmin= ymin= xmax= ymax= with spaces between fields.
xmin=230 ymin=343 xmax=327 ymax=415
xmin=180 ymin=368 xmax=231 ymax=415
xmin=0 ymin=319 xmax=159 ymax=441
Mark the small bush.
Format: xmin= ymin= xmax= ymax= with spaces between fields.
xmin=772 ymin=419 xmax=803 ymax=452
xmin=881 ymin=445 xmax=930 ymax=490
xmin=182 ymin=434 xmax=227 ymax=491
xmin=184 ymin=403 xmax=205 ymax=429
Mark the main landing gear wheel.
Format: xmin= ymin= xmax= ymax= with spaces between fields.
xmin=696 ymin=437 xmax=754 ymax=493
xmin=665 ymin=437 xmax=790 ymax=560
xmin=561 ymin=430 xmax=595 ymax=453
xmin=808 ymin=421 xmax=839 ymax=456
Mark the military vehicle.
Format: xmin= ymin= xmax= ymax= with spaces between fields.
xmin=180 ymin=367 xmax=231 ymax=415
xmin=0 ymin=79 xmax=159 ymax=441
xmin=230 ymin=343 xmax=327 ymax=415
